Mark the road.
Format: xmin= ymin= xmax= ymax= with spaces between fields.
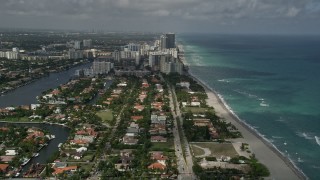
xmin=168 ymin=84 xmax=196 ymax=180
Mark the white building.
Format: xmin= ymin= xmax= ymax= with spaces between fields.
xmin=74 ymin=41 xmax=81 ymax=50
xmin=92 ymin=59 xmax=113 ymax=75
xmin=83 ymin=39 xmax=92 ymax=48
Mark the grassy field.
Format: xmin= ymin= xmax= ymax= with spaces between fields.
xmin=96 ymin=110 xmax=113 ymax=122
xmin=190 ymin=142 xmax=238 ymax=158
xmin=151 ymin=138 xmax=174 ymax=151
xmin=183 ymin=107 xmax=214 ymax=113
xmin=191 ymin=145 xmax=205 ymax=156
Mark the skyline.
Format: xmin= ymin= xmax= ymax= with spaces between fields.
xmin=0 ymin=0 xmax=320 ymax=35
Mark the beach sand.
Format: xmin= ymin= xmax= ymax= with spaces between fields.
xmin=191 ymin=75 xmax=305 ymax=180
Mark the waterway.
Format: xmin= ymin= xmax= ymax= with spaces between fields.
xmin=0 ymin=122 xmax=70 ymax=174
xmin=0 ymin=62 xmax=91 ymax=176
xmin=0 ymin=62 xmax=92 ymax=108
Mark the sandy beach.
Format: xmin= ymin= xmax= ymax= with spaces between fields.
xmin=189 ymin=74 xmax=306 ymax=180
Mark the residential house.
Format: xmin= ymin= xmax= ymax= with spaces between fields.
xmin=148 ymin=162 xmax=166 ymax=170
xmin=131 ymin=116 xmax=144 ymax=122
xmin=150 ymin=151 xmax=168 ymax=166
xmin=0 ymin=156 xmax=15 ymax=163
xmin=0 ymin=164 xmax=9 ymax=173
xmin=122 ymin=135 xmax=138 ymax=145
xmin=151 ymin=136 xmax=167 ymax=142
xmin=5 ymin=150 xmax=17 ymax=156
xmin=52 ymin=166 xmax=77 ymax=175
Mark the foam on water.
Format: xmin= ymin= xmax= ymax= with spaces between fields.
xmin=315 ymin=136 xmax=320 ymax=146
xmin=218 ymin=79 xmax=231 ymax=83
xmin=296 ymin=132 xmax=314 ymax=140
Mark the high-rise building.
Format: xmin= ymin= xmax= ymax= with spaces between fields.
xmin=68 ymin=49 xmax=83 ymax=59
xmin=83 ymin=39 xmax=92 ymax=48
xmin=74 ymin=41 xmax=81 ymax=50
xmin=93 ymin=59 xmax=113 ymax=75
xmin=12 ymin=47 xmax=19 ymax=52
xmin=165 ymin=33 xmax=175 ymax=49
xmin=6 ymin=51 xmax=19 ymax=59
xmin=160 ymin=35 xmax=167 ymax=50
xmin=126 ymin=43 xmax=140 ymax=51
xmin=112 ymin=50 xmax=121 ymax=62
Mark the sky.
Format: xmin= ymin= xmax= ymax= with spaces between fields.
xmin=0 ymin=0 xmax=320 ymax=34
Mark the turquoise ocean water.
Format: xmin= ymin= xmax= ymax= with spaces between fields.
xmin=179 ymin=34 xmax=320 ymax=179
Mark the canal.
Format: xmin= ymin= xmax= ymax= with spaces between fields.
xmin=0 ymin=122 xmax=70 ymax=174
xmin=0 ymin=62 xmax=92 ymax=108
xmin=0 ymin=62 xmax=91 ymax=176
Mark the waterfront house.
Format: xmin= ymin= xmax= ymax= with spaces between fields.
xmin=0 ymin=156 xmax=15 ymax=163
xmin=5 ymin=150 xmax=18 ymax=156
xmin=0 ymin=164 xmax=9 ymax=173
xmin=52 ymin=166 xmax=77 ymax=175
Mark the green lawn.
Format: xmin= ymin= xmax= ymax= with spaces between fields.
xmin=190 ymin=142 xmax=238 ymax=158
xmin=151 ymin=138 xmax=174 ymax=151
xmin=96 ymin=110 xmax=113 ymax=122
xmin=191 ymin=145 xmax=205 ymax=156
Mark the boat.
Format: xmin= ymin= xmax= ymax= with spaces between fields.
xmin=15 ymin=172 xmax=20 ymax=177
xmin=33 ymin=153 xmax=39 ymax=157
xmin=58 ymin=143 xmax=63 ymax=148
xmin=22 ymin=158 xmax=31 ymax=166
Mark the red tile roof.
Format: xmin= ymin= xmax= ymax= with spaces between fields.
xmin=0 ymin=164 xmax=9 ymax=172
xmin=148 ymin=162 xmax=166 ymax=170
xmin=53 ymin=166 xmax=77 ymax=175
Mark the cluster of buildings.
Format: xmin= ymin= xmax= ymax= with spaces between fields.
xmin=148 ymin=33 xmax=183 ymax=75
xmin=75 ymin=33 xmax=183 ymax=78
xmin=0 ymin=39 xmax=94 ymax=61
xmin=0 ymin=47 xmax=20 ymax=60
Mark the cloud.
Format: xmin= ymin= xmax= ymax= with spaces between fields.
xmin=0 ymin=0 xmax=319 ymax=33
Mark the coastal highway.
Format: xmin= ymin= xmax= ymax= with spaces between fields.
xmin=168 ymin=84 xmax=196 ymax=180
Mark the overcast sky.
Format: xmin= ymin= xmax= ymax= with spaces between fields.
xmin=0 ymin=0 xmax=320 ymax=34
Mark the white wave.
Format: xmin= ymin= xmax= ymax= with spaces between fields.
xmin=315 ymin=136 xmax=320 ymax=146
xmin=218 ymin=79 xmax=231 ymax=83
xmin=268 ymin=139 xmax=275 ymax=143
xmin=296 ymin=132 xmax=314 ymax=140
xmin=234 ymin=89 xmax=258 ymax=98
xmin=187 ymin=73 xmax=308 ymax=179
xmin=311 ymin=165 xmax=320 ymax=169
xmin=260 ymin=101 xmax=269 ymax=107
xmin=297 ymin=157 xmax=304 ymax=163
xmin=275 ymin=117 xmax=286 ymax=122
xmin=272 ymin=136 xmax=284 ymax=139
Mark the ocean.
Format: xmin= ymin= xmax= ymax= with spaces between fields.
xmin=179 ymin=33 xmax=320 ymax=179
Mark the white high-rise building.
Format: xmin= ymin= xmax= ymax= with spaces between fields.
xmin=12 ymin=47 xmax=19 ymax=52
xmin=68 ymin=49 xmax=83 ymax=59
xmin=6 ymin=51 xmax=19 ymax=59
xmin=74 ymin=41 xmax=81 ymax=50
xmin=92 ymin=59 xmax=113 ymax=75
xmin=83 ymin=39 xmax=92 ymax=48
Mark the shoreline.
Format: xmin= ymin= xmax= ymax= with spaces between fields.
xmin=186 ymin=70 xmax=306 ymax=180
xmin=0 ymin=121 xmax=70 ymax=129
